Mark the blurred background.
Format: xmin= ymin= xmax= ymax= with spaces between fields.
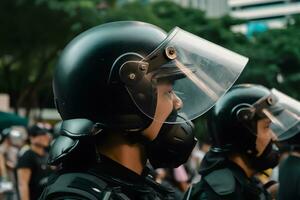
xmin=1 ymin=0 xmax=300 ymax=137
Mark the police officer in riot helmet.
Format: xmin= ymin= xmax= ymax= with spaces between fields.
xmin=39 ymin=21 xmax=248 ymax=199
xmin=267 ymin=90 xmax=300 ymax=200
xmin=185 ymin=84 xmax=300 ymax=200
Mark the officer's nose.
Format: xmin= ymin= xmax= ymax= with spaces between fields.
xmin=171 ymin=92 xmax=183 ymax=110
xmin=270 ymin=131 xmax=278 ymax=142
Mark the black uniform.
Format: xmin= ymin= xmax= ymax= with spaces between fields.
xmin=185 ymin=151 xmax=272 ymax=200
xmin=278 ymin=155 xmax=300 ymax=200
xmin=39 ymin=155 xmax=176 ymax=200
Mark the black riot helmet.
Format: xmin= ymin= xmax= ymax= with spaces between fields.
xmin=53 ymin=21 xmax=248 ymax=131
xmin=53 ymin=21 xmax=167 ymax=130
xmin=52 ymin=21 xmax=248 ymax=168
xmin=208 ymin=84 xmax=300 ymax=154
xmin=208 ymin=84 xmax=273 ymax=154
xmin=208 ymin=84 xmax=300 ymax=172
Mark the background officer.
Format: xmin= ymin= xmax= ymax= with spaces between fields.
xmin=185 ymin=84 xmax=299 ymax=200
xmin=270 ymin=89 xmax=300 ymax=200
xmin=39 ymin=21 xmax=248 ymax=199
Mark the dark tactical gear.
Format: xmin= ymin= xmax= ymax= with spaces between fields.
xmin=278 ymin=155 xmax=300 ymax=200
xmin=273 ymin=90 xmax=300 ymax=200
xmin=39 ymin=155 xmax=175 ymax=200
xmin=277 ymin=137 xmax=300 ymax=200
xmin=39 ymin=119 xmax=179 ymax=200
xmin=184 ymin=151 xmax=272 ymax=200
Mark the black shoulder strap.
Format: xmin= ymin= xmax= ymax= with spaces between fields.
xmin=39 ymin=172 xmax=129 ymax=200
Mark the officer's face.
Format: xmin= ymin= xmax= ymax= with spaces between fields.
xmin=142 ymin=80 xmax=183 ymax=140
xmin=156 ymin=80 xmax=183 ymax=114
xmin=256 ymin=118 xmax=277 ymax=156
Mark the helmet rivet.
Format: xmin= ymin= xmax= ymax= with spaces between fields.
xmin=267 ymin=97 xmax=273 ymax=105
xmin=165 ymin=46 xmax=177 ymax=59
xmin=128 ymin=73 xmax=136 ymax=80
xmin=140 ymin=64 xmax=147 ymax=71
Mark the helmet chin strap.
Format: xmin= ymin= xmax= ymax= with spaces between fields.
xmin=146 ymin=112 xmax=196 ymax=168
xmin=239 ymin=116 xmax=279 ymax=172
xmin=245 ymin=141 xmax=279 ymax=172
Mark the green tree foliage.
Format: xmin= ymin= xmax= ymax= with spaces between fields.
xmin=236 ymin=17 xmax=300 ymax=100
xmin=0 ymin=0 xmax=100 ymax=115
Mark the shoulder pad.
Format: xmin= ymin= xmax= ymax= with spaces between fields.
xmin=61 ymin=118 xmax=96 ymax=138
xmin=204 ymin=168 xmax=236 ymax=196
xmin=48 ymin=135 xmax=79 ymax=165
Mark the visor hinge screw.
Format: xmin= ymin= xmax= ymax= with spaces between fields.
xmin=128 ymin=73 xmax=136 ymax=80
xmin=267 ymin=97 xmax=273 ymax=105
xmin=165 ymin=46 xmax=177 ymax=59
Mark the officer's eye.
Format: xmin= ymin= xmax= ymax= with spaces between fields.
xmin=265 ymin=125 xmax=270 ymax=129
xmin=264 ymin=122 xmax=271 ymax=129
xmin=157 ymin=78 xmax=175 ymax=85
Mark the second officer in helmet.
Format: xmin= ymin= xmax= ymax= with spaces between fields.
xmin=40 ymin=21 xmax=248 ymax=199
xmin=185 ymin=84 xmax=300 ymax=200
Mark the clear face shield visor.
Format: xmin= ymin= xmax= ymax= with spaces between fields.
xmin=238 ymin=89 xmax=300 ymax=138
xmin=267 ymin=89 xmax=300 ymax=141
xmin=120 ymin=27 xmax=248 ymax=123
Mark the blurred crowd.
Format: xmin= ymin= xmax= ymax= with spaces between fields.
xmin=0 ymin=122 xmax=56 ymax=200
